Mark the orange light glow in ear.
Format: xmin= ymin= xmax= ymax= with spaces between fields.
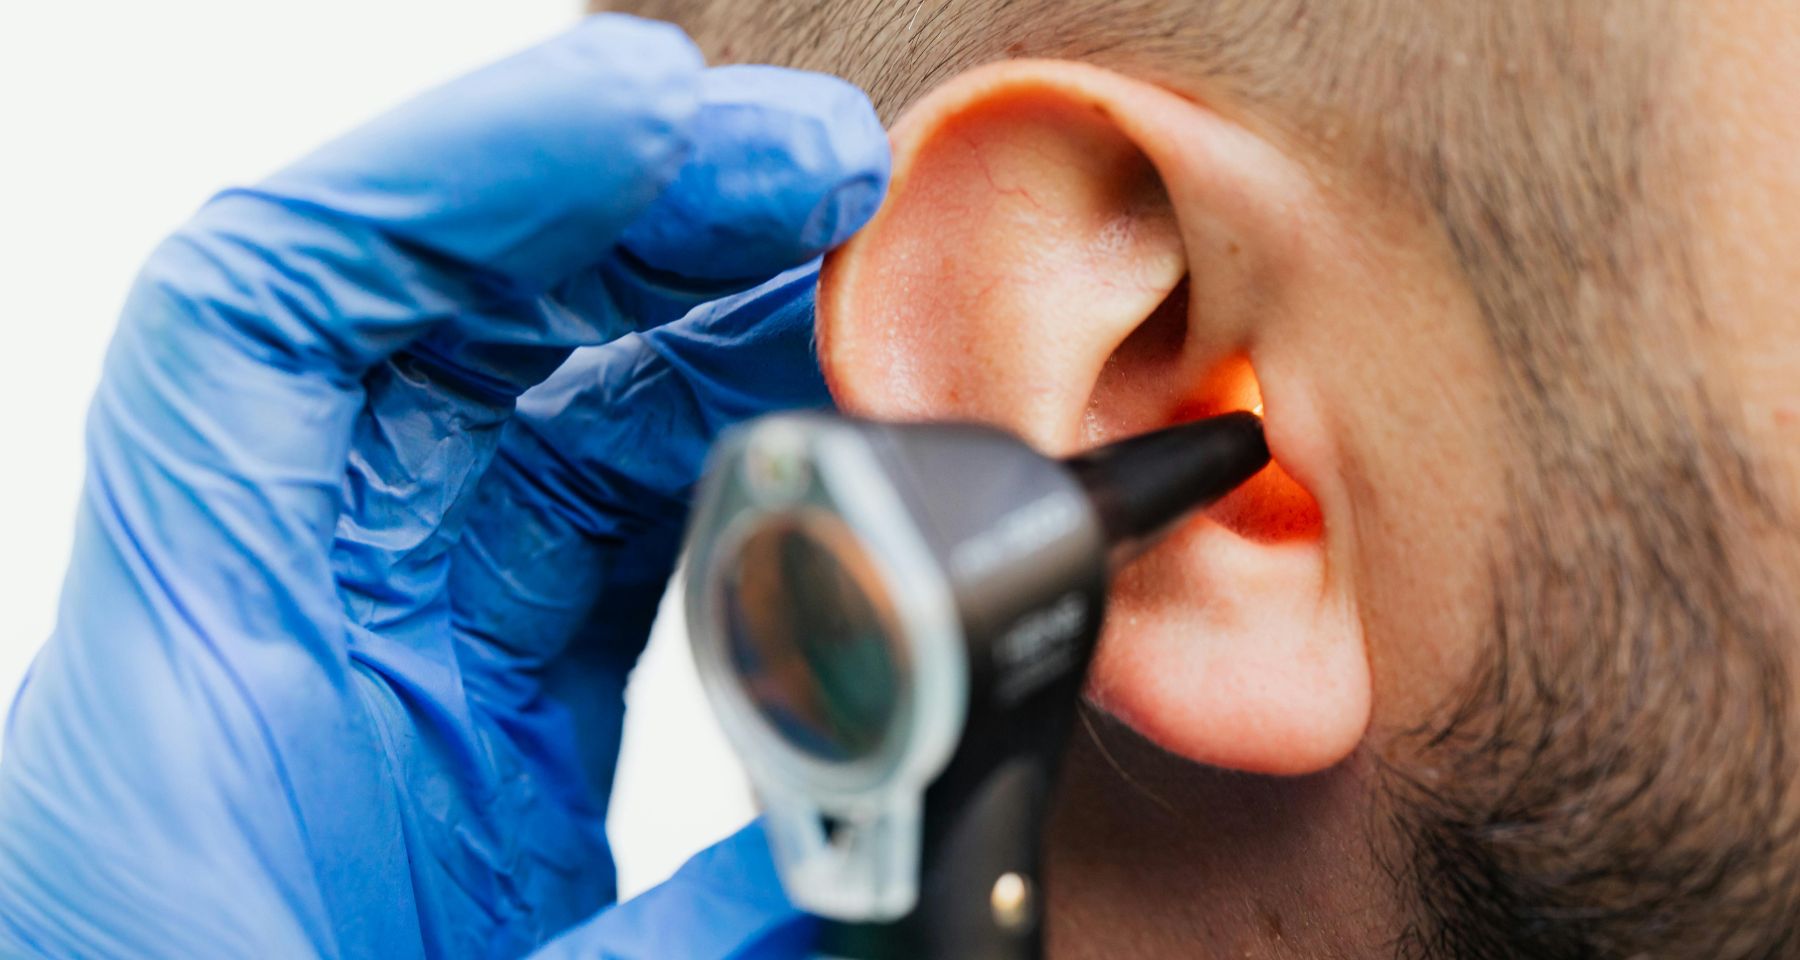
xmin=1206 ymin=355 xmax=1265 ymax=418
xmin=1186 ymin=358 xmax=1322 ymax=543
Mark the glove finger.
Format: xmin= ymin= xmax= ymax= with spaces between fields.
xmin=542 ymin=61 xmax=891 ymax=337
xmin=307 ymin=47 xmax=884 ymax=931
xmin=619 ymin=64 xmax=890 ymax=286
xmin=528 ymin=822 xmax=815 ymax=960
xmin=452 ymin=267 xmax=828 ymax=719
xmin=321 ymin=52 xmax=886 ymax=705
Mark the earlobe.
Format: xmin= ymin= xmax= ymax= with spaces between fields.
xmin=819 ymin=60 xmax=1370 ymax=776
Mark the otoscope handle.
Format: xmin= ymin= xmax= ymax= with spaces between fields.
xmin=815 ymin=757 xmax=1050 ymax=960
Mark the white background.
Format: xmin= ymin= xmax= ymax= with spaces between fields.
xmin=0 ymin=0 xmax=751 ymax=900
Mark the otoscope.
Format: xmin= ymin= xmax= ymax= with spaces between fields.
xmin=683 ymin=410 xmax=1270 ymax=960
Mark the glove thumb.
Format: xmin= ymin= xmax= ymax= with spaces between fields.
xmin=529 ymin=822 xmax=817 ymax=960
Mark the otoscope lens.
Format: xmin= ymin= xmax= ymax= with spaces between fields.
xmin=722 ymin=512 xmax=906 ymax=763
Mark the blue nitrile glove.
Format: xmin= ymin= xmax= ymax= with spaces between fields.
xmin=0 ymin=14 xmax=887 ymax=959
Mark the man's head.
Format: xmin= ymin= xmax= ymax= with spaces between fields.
xmin=605 ymin=2 xmax=1800 ymax=955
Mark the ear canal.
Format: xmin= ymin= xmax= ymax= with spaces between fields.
xmin=1091 ymin=337 xmax=1323 ymax=544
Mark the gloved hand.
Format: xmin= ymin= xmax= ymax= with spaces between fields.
xmin=0 ymin=15 xmax=888 ymax=959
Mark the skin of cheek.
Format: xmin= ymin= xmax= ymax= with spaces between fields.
xmin=1044 ymin=716 xmax=1409 ymax=958
xmin=1684 ymin=1 xmax=1800 ymax=480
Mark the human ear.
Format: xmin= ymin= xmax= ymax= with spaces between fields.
xmin=817 ymin=61 xmax=1369 ymax=775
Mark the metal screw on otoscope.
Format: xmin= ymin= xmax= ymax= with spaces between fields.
xmin=682 ymin=409 xmax=1270 ymax=959
xmin=991 ymin=872 xmax=1035 ymax=932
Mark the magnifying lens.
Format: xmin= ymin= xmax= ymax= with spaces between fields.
xmin=683 ymin=410 xmax=1269 ymax=960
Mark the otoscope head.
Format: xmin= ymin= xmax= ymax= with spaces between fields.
xmin=683 ymin=410 xmax=1269 ymax=959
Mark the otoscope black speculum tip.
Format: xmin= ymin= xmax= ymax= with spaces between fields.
xmin=1064 ymin=411 xmax=1270 ymax=566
